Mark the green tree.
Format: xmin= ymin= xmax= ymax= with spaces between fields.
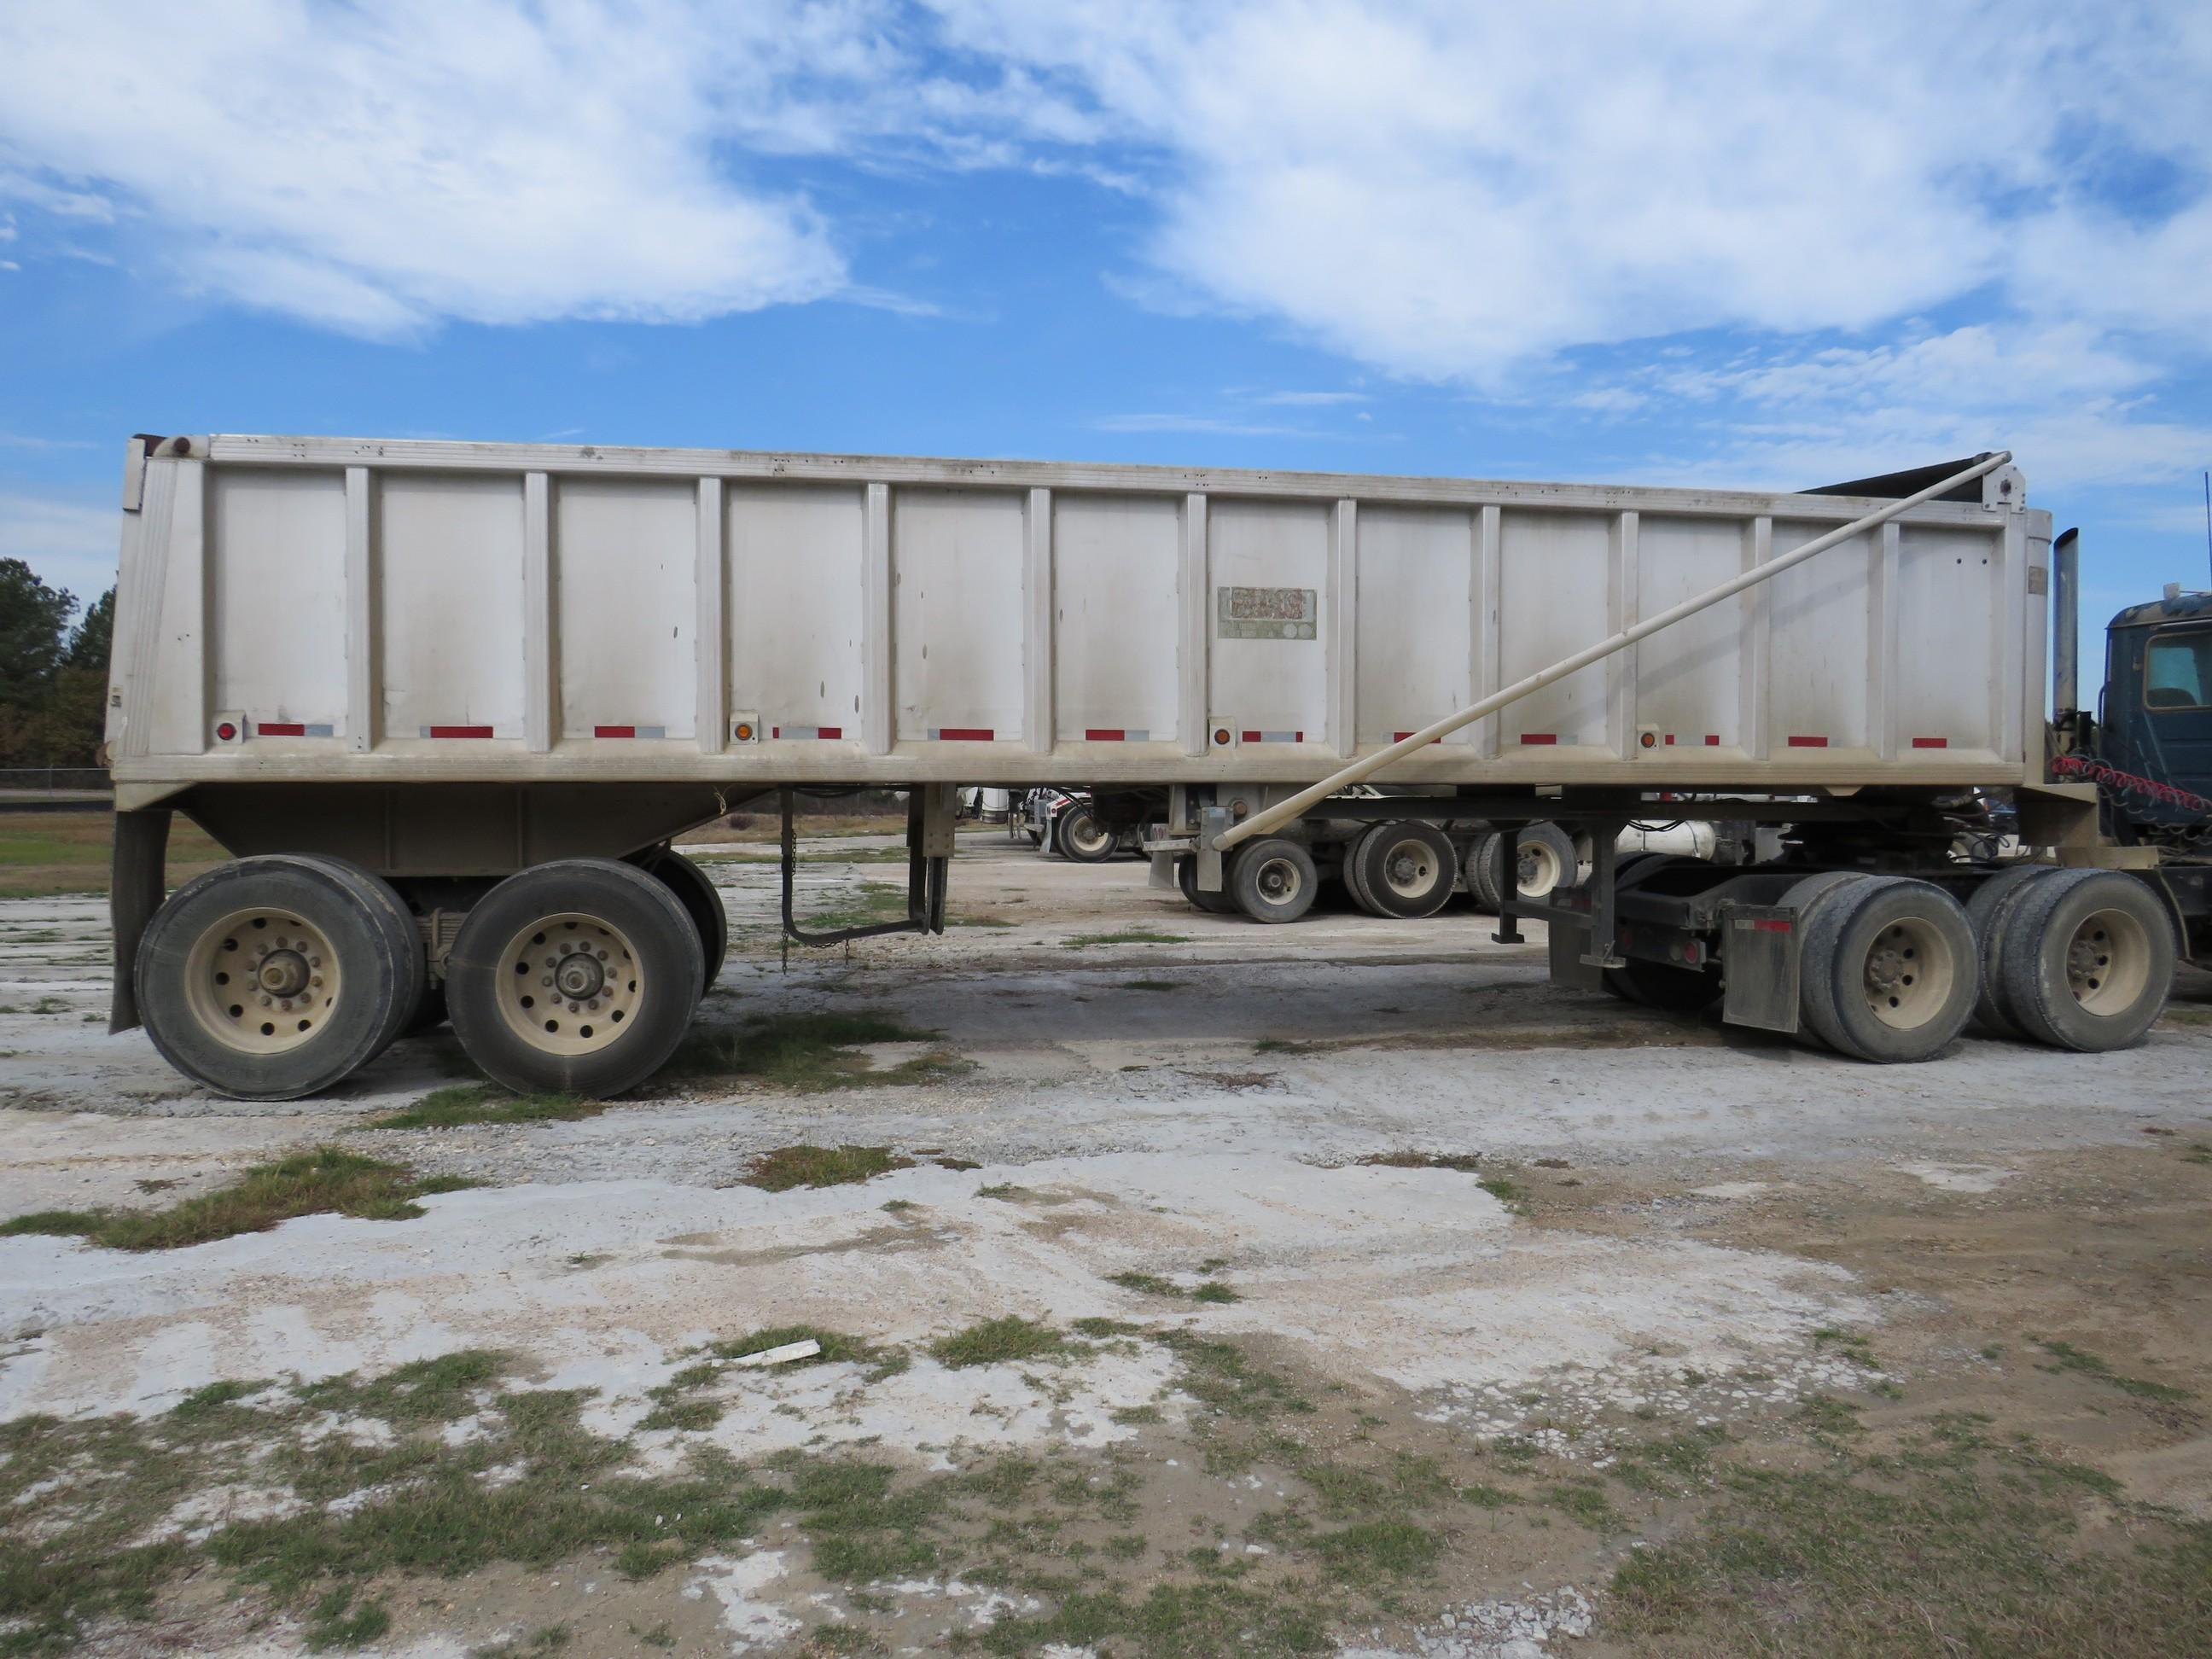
xmin=0 ymin=557 xmax=73 ymax=707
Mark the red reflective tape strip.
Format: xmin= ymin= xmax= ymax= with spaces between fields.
xmin=1911 ymin=736 xmax=1948 ymax=748
xmin=937 ymin=727 xmax=994 ymax=742
xmin=594 ymin=725 xmax=636 ymax=738
xmin=1520 ymin=732 xmax=1557 ymax=745
xmin=1086 ymin=728 xmax=1126 ymax=742
xmin=1663 ymin=734 xmax=1675 ymax=745
xmin=815 ymin=725 xmax=841 ymax=739
xmin=1751 ymin=917 xmax=1793 ymax=933
xmin=1241 ymin=731 xmax=1262 ymax=744
xmin=428 ymin=725 xmax=494 ymax=739
xmin=1786 ymin=735 xmax=1829 ymax=748
xmin=1705 ymin=735 xmax=1720 ymax=746
xmin=257 ymin=721 xmax=306 ymax=736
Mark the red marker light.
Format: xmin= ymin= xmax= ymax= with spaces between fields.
xmin=216 ymin=721 xmax=238 ymax=742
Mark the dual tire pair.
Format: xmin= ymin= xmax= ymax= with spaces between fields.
xmin=1778 ymin=866 xmax=2172 ymax=1062
xmin=1175 ymin=839 xmax=1318 ymax=923
xmin=139 ymin=853 xmax=729 ymax=1102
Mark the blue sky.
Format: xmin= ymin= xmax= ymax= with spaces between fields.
xmin=3 ymin=0 xmax=2209 ymax=686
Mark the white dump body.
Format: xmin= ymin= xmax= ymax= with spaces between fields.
xmin=105 ymin=435 xmax=2048 ymax=806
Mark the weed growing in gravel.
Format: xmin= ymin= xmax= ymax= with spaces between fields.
xmin=1107 ymin=1271 xmax=1241 ymax=1304
xmin=364 ymin=1085 xmax=602 ymax=1130
xmin=0 ymin=1148 xmax=474 ymax=1251
xmin=672 ymin=1013 xmax=970 ymax=1091
xmin=741 ymin=1144 xmax=913 ymax=1191
xmin=928 ymin=1317 xmax=1068 ymax=1369
xmin=2033 ymin=1338 xmax=2196 ymax=1406
xmin=1062 ymin=929 xmax=1185 ymax=949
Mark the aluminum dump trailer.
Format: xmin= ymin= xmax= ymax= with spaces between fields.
xmin=108 ymin=434 xmax=2168 ymax=1099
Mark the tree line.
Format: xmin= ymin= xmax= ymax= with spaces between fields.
xmin=1 ymin=559 xmax=113 ymax=768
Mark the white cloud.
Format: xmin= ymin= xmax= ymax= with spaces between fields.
xmin=0 ymin=1 xmax=856 ymax=335
xmin=0 ymin=491 xmax=119 ymax=605
xmin=0 ymin=0 xmax=2206 ymax=501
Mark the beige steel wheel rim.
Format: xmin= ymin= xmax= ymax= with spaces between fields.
xmin=1251 ymin=853 xmax=1307 ymax=908
xmin=1515 ymin=841 xmax=1564 ymax=899
xmin=495 ymin=912 xmax=644 ymax=1057
xmin=1066 ymin=816 xmax=1112 ymax=855
xmin=1378 ymin=835 xmax=1444 ymax=903
xmin=1860 ymin=915 xmax=1955 ymax=1030
xmin=183 ymin=906 xmax=343 ymax=1054
xmin=2064 ymin=906 xmax=2151 ymax=1016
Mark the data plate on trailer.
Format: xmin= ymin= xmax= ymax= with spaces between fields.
xmin=1217 ymin=586 xmax=1318 ymax=640
xmin=1721 ymin=905 xmax=1799 ymax=1033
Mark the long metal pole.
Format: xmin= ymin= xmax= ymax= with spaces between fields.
xmin=1215 ymin=451 xmax=2013 ymax=853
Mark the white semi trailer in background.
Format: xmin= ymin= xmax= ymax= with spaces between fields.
xmin=102 ymin=435 xmax=2202 ymax=1098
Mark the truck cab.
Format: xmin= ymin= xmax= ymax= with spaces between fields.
xmin=2095 ymin=590 xmax=2212 ymax=841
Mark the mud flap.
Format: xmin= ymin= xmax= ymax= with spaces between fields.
xmin=1720 ymin=905 xmax=1800 ymax=1033
xmin=108 ymin=807 xmax=172 ymax=1033
xmin=1546 ymin=918 xmax=1604 ymax=992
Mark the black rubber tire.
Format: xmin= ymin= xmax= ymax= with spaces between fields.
xmin=1963 ymin=864 xmax=2048 ymax=1037
xmin=447 ymin=859 xmax=704 ymax=1097
xmin=1776 ymin=871 xmax=1881 ymax=1051
xmin=1177 ymin=857 xmax=1238 ymax=914
xmin=400 ymin=978 xmax=449 ymax=1038
xmin=1229 ymin=837 xmax=1319 ymax=923
xmin=1797 ymin=876 xmax=1976 ymax=1062
xmin=137 ymin=854 xmax=422 ymax=1100
xmin=1342 ymin=825 xmax=1382 ymax=916
xmin=1603 ymin=958 xmax=1723 ymax=1010
xmin=1056 ymin=806 xmax=1117 ymax=863
xmin=1485 ymin=822 xmax=1578 ymax=905
xmin=1348 ymin=821 xmax=1458 ymax=918
xmin=1994 ymin=868 xmax=2174 ymax=1052
xmin=1469 ymin=833 xmax=1502 ymax=909
xmin=638 ymin=848 xmax=729 ymax=998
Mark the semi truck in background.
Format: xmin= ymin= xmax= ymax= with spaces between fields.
xmin=98 ymin=435 xmax=2209 ymax=1100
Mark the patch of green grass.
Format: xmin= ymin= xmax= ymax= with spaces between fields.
xmin=1543 ymin=1476 xmax=1623 ymax=1530
xmin=1062 ymin=929 xmax=1186 ymax=949
xmin=672 ymin=1012 xmax=967 ymax=1093
xmin=1107 ymin=1270 xmax=1240 ymax=1305
xmin=928 ymin=1317 xmax=1068 ymax=1370
xmin=1253 ymin=1037 xmax=1318 ymax=1055
xmin=742 ymin=1144 xmax=914 ymax=1191
xmin=363 ymin=1084 xmax=602 ymax=1130
xmin=1315 ymin=1519 xmax=1441 ymax=1580
xmin=473 ymin=1621 xmax=572 ymax=1656
xmin=0 ymin=1148 xmax=474 ymax=1251
xmin=1477 ymin=1173 xmax=1529 ymax=1214
xmin=708 ymin=1326 xmax=884 ymax=1370
xmin=1161 ymin=1332 xmax=1314 ymax=1422
xmin=1608 ymin=1414 xmax=2212 ymax=1657
xmin=2183 ymin=1142 xmax=2212 ymax=1166
xmin=306 ymin=1587 xmax=391 ymax=1648
xmin=2034 ymin=1339 xmax=2196 ymax=1406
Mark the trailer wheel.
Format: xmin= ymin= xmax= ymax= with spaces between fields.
xmin=1176 ymin=857 xmax=1238 ymax=914
xmin=1994 ymin=869 xmax=2174 ymax=1052
xmin=137 ymin=854 xmax=423 ymax=1100
xmin=1056 ymin=806 xmax=1117 ymax=863
xmin=1349 ymin=822 xmax=1458 ymax=918
xmin=1963 ymin=864 xmax=2047 ymax=1036
xmin=1341 ymin=825 xmax=1381 ymax=915
xmin=635 ymin=847 xmax=729 ymax=998
xmin=1484 ymin=822 xmax=1576 ymax=904
xmin=446 ymin=859 xmax=703 ymax=1097
xmin=1469 ymin=833 xmax=1502 ymax=909
xmin=1602 ymin=959 xmax=1722 ymax=1011
xmin=1230 ymin=838 xmax=1318 ymax=923
xmin=1798 ymin=876 xmax=1976 ymax=1062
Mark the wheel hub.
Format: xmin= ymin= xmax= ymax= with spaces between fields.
xmin=256 ymin=946 xmax=312 ymax=998
xmin=554 ymin=949 xmax=607 ymax=1001
xmin=495 ymin=914 xmax=643 ymax=1056
xmin=2065 ymin=928 xmax=2110 ymax=996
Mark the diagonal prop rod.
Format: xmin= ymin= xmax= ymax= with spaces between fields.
xmin=1215 ymin=451 xmax=2014 ymax=853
